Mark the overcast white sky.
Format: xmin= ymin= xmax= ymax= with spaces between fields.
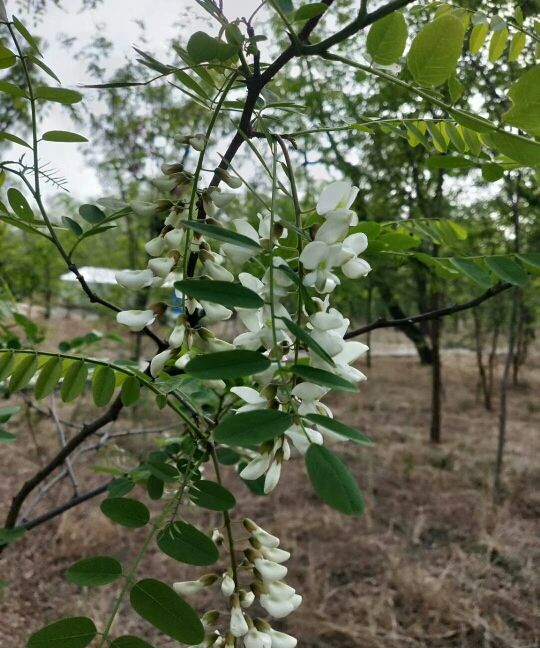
xmin=8 ymin=0 xmax=262 ymax=199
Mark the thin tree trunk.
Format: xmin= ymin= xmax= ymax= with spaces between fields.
xmin=493 ymin=288 xmax=518 ymax=499
xmin=473 ymin=308 xmax=491 ymax=410
xmin=429 ymin=311 xmax=442 ymax=443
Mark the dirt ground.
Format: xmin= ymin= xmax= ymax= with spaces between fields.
xmin=0 ymin=317 xmax=539 ymax=648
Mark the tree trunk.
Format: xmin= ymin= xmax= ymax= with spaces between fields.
xmin=473 ymin=308 xmax=491 ymax=410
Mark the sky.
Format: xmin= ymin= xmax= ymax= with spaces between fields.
xmin=7 ymin=0 xmax=263 ymax=199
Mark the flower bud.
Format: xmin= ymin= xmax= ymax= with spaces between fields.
xmin=268 ymin=629 xmax=297 ymax=648
xmin=145 ymin=236 xmax=166 ymax=257
xmin=239 ymin=589 xmax=255 ymax=608
xmin=253 ymin=559 xmax=288 ymax=582
xmin=202 ymin=610 xmax=220 ymax=627
xmin=115 ymin=268 xmax=154 ymax=290
xmin=216 ymin=167 xmax=242 ymax=189
xmin=229 ymin=597 xmax=249 ymax=637
xmin=221 ymin=573 xmax=235 ymax=597
xmin=148 ymin=256 xmax=175 ymax=278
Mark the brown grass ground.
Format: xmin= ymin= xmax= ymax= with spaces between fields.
xmin=0 ymin=318 xmax=539 ymax=648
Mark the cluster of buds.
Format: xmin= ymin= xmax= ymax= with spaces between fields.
xmin=172 ymin=520 xmax=299 ymax=648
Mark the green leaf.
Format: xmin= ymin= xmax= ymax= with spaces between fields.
xmin=0 ymin=44 xmax=16 ymax=69
xmin=26 ymin=617 xmax=97 ymax=648
xmin=60 ymin=361 xmax=88 ymax=402
xmin=291 ymin=364 xmax=359 ymax=392
xmin=213 ymin=409 xmax=293 ymax=447
xmin=426 ymin=155 xmax=474 ymax=169
xmin=92 ymin=365 xmax=116 ymax=407
xmin=187 ymin=31 xmax=237 ymax=64
xmin=66 ymin=556 xmax=122 ymax=587
xmin=276 ymin=0 xmax=294 ymax=12
xmin=7 ymin=188 xmax=34 ymax=221
xmin=281 ymin=318 xmax=335 ymax=366
xmin=29 ymin=55 xmax=60 ymax=82
xmin=35 ymin=86 xmax=83 ymax=104
xmin=108 ymin=477 xmax=135 ymax=498
xmin=0 ymin=132 xmax=32 ymax=148
xmin=407 ymin=14 xmax=466 ymax=87
xmin=42 ymin=130 xmax=88 ymax=143
xmin=0 ymin=352 xmax=15 ymax=382
xmin=447 ymin=74 xmax=464 ymax=104
xmin=147 ymin=474 xmax=164 ymax=500
xmin=488 ymin=27 xmax=508 ymax=63
xmin=189 ymin=480 xmax=236 ymax=511
xmin=0 ymin=526 xmax=26 ymax=546
xmin=121 ymin=376 xmax=140 ymax=406
xmin=146 ymin=461 xmax=178 ymax=483
xmin=13 ymin=16 xmax=41 ymax=55
xmin=0 ymin=81 xmax=27 ymax=98
xmin=304 ymin=413 xmax=373 ymax=446
xmin=469 ymin=21 xmax=489 ymax=54
xmin=79 ymin=204 xmax=105 ymax=224
xmin=508 ymin=31 xmax=526 ymax=62
xmin=485 ymin=256 xmax=528 ymax=286
xmin=181 ymin=220 xmax=261 ymax=250
xmin=111 ymin=637 xmax=154 ymax=648
xmin=130 ymin=578 xmax=205 ymax=645
xmin=157 ymin=521 xmax=219 ymax=565
xmin=185 ymin=350 xmax=270 ymax=380
xmin=293 ymin=3 xmax=328 ymax=22
xmin=481 ymin=163 xmax=504 ymax=182
xmin=62 ymin=217 xmax=83 ymax=236
xmin=517 ymin=253 xmax=540 ymax=274
xmin=502 ymin=66 xmax=540 ymax=137
xmin=305 ymin=445 xmax=364 ymax=516
xmin=174 ymin=279 xmax=264 ymax=309
xmin=449 ymin=258 xmax=492 ymax=288
xmin=9 ymin=354 xmax=38 ymax=392
xmin=484 ymin=130 xmax=540 ymax=167
xmin=100 ymin=497 xmax=150 ymax=528
xmin=0 ymin=429 xmax=17 ymax=443
xmin=35 ymin=356 xmax=63 ymax=400
xmin=366 ymin=11 xmax=407 ymax=65
xmin=0 ymin=404 xmax=20 ymax=423
xmin=173 ymin=70 xmax=210 ymax=100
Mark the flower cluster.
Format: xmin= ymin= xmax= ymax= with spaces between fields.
xmin=173 ymin=520 xmax=298 ymax=648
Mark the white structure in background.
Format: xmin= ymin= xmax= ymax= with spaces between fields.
xmin=60 ymin=266 xmax=177 ymax=287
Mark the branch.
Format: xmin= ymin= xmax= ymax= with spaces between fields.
xmin=2 ymin=395 xmax=124 ymax=536
xmin=22 ymin=483 xmax=109 ymax=532
xmin=344 ymin=283 xmax=512 ymax=339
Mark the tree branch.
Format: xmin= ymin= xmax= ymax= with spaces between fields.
xmin=344 ymin=283 xmax=512 ymax=339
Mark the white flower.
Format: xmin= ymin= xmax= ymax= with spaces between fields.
xmin=264 ymin=460 xmax=282 ymax=494
xmin=200 ymin=301 xmax=233 ymax=325
xmin=299 ymin=241 xmax=343 ymax=293
xmin=254 ymin=559 xmax=288 ymax=582
xmin=164 ymin=228 xmax=184 ymax=249
xmin=116 ymin=309 xmax=155 ymax=331
xmin=259 ymin=593 xmax=302 ymax=619
xmin=150 ymin=348 xmax=172 ymax=377
xmin=316 ymin=181 xmax=359 ymax=215
xmin=211 ymin=189 xmax=236 ymax=208
xmin=173 ymin=580 xmax=205 ymax=596
xmin=203 ymin=259 xmax=234 ymax=282
xmin=291 ymin=382 xmax=329 ymax=415
xmin=230 ymin=605 xmax=249 ymax=637
xmin=269 ymin=629 xmax=297 ymax=648
xmin=169 ymin=325 xmax=185 ymax=348
xmin=244 ymin=628 xmax=272 ymax=648
xmin=230 ymin=386 xmax=267 ymax=413
xmin=244 ymin=521 xmax=280 ymax=548
xmin=221 ymin=573 xmax=235 ymax=597
xmin=340 ymin=232 xmax=370 ymax=278
xmin=315 ymin=209 xmax=355 ymax=244
xmin=148 ymin=256 xmax=175 ymax=278
xmin=115 ymin=269 xmax=154 ymax=290
xmin=285 ymin=424 xmax=323 ymax=455
xmin=145 ymin=236 xmax=166 ymax=257
xmin=266 ymin=581 xmax=296 ymax=600
xmin=240 ymin=453 xmax=272 ymax=481
xmin=240 ymin=590 xmax=255 ymax=608
xmin=261 ymin=546 xmax=290 ymax=563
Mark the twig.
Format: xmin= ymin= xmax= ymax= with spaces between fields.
xmin=344 ymin=283 xmax=512 ymax=339
xmin=51 ymin=393 xmax=79 ymax=496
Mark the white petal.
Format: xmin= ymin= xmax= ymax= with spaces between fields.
xmin=269 ymin=629 xmax=297 ymax=648
xmin=262 ymin=546 xmax=290 ymax=563
xmin=148 ymin=257 xmax=175 ymax=278
xmin=316 ymin=181 xmax=352 ymax=215
xmin=230 ymin=386 xmax=265 ymax=405
xmin=116 ymin=309 xmax=155 ymax=332
xmin=264 ymin=461 xmax=282 ymax=494
xmin=164 ymin=228 xmax=184 ymax=249
xmin=173 ymin=580 xmax=204 ymax=596
xmin=145 ymin=236 xmax=166 ymax=257
xmin=169 ymin=325 xmax=185 ymax=348
xmin=341 ymin=257 xmax=371 ymax=279
xmin=291 ymin=382 xmax=328 ymax=402
xmin=334 ymin=340 xmax=369 ymax=365
xmin=240 ymin=454 xmax=271 ymax=480
xmin=343 ymin=232 xmax=368 ymax=255
xmin=299 ymin=241 xmax=328 ymax=270
xmin=115 ymin=269 xmax=154 ymax=290
xmin=315 ymin=212 xmax=352 ymax=244
xmin=230 ymin=606 xmax=249 ymax=637
xmin=150 ymin=349 xmax=172 ymax=377
xmin=221 ymin=573 xmax=235 ymax=597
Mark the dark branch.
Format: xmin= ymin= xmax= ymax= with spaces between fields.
xmin=344 ymin=283 xmax=512 ymax=339
xmin=21 ymin=482 xmax=109 ymax=532
xmin=1 ymin=395 xmax=124 ymax=540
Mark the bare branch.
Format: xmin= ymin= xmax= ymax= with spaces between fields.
xmin=344 ymin=283 xmax=512 ymax=339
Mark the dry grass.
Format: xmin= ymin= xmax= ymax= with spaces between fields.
xmin=0 ymin=320 xmax=539 ymax=648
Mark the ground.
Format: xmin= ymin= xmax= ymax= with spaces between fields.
xmin=0 ymin=315 xmax=539 ymax=648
